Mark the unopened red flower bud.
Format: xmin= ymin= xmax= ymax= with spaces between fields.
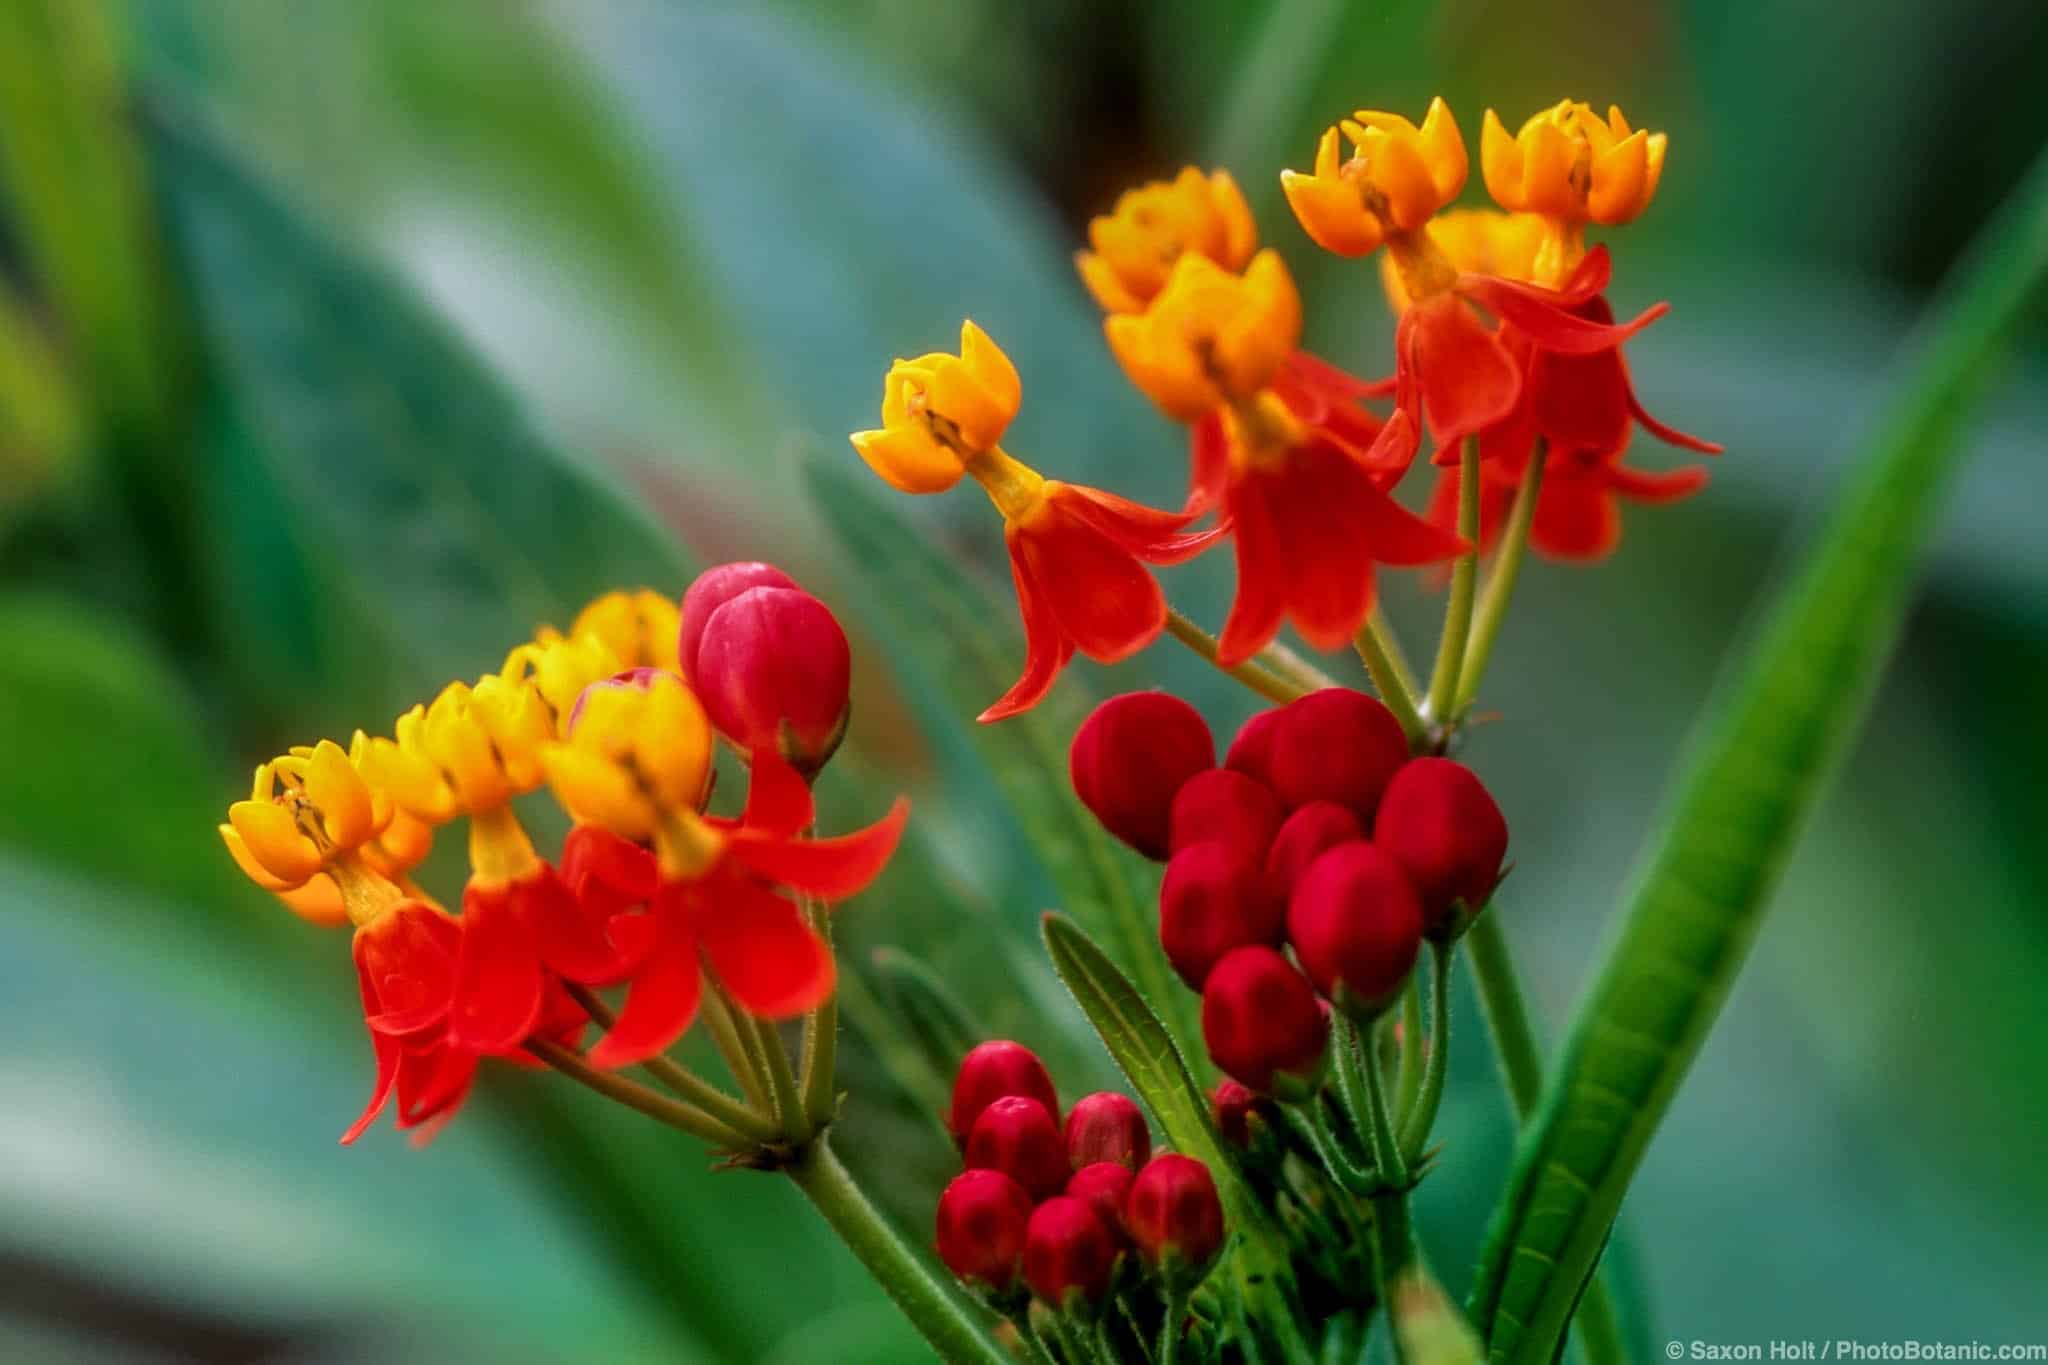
xmin=1210 ymin=1080 xmax=1261 ymax=1148
xmin=1264 ymin=800 xmax=1364 ymax=904
xmin=691 ymin=584 xmax=851 ymax=776
xmin=948 ymin=1040 xmax=1059 ymax=1145
xmin=1159 ymin=842 xmax=1283 ymax=989
xmin=1126 ymin=1154 xmax=1225 ymax=1278
xmin=966 ymin=1096 xmax=1071 ymax=1200
xmin=1267 ymin=689 xmax=1409 ymax=820
xmin=1066 ymin=1161 xmax=1135 ymax=1241
xmin=1200 ymin=945 xmax=1327 ymax=1096
xmin=1169 ymin=768 xmax=1285 ymax=864
xmin=1224 ymin=708 xmax=1281 ymax=788
xmin=1023 ymin=1196 xmax=1119 ymax=1310
xmin=677 ymin=561 xmax=798 ymax=681
xmin=1373 ymin=757 xmax=1509 ymax=937
xmin=936 ymin=1168 xmax=1035 ymax=1292
xmin=1070 ymin=692 xmax=1216 ymax=860
xmin=1287 ymin=842 xmax=1424 ymax=1015
xmin=1064 ymin=1092 xmax=1152 ymax=1172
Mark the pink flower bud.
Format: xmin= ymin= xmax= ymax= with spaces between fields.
xmin=1200 ymin=945 xmax=1327 ymax=1096
xmin=1267 ymin=688 xmax=1409 ymax=820
xmin=691 ymin=585 xmax=851 ymax=775
xmin=1224 ymin=707 xmax=1281 ymax=788
xmin=1066 ymin=1161 xmax=1135 ymax=1241
xmin=1126 ymin=1154 xmax=1225 ymax=1276
xmin=935 ymin=1168 xmax=1034 ymax=1292
xmin=948 ymin=1040 xmax=1059 ymax=1146
xmin=1023 ymin=1196 xmax=1118 ymax=1309
xmin=1159 ymin=842 xmax=1283 ymax=990
xmin=1169 ymin=768 xmax=1285 ymax=865
xmin=678 ymin=562 xmax=798 ymax=681
xmin=965 ymin=1096 xmax=1070 ymax=1200
xmin=1373 ymin=757 xmax=1508 ymax=937
xmin=1263 ymin=800 xmax=1364 ymax=904
xmin=1070 ymin=692 xmax=1216 ymax=859
xmin=1287 ymin=842 xmax=1424 ymax=1015
xmin=1064 ymin=1092 xmax=1152 ymax=1172
xmin=1210 ymin=1080 xmax=1261 ymax=1148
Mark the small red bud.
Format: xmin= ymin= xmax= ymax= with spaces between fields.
xmin=1223 ymin=707 xmax=1281 ymax=788
xmin=948 ymin=1040 xmax=1059 ymax=1145
xmin=1126 ymin=1154 xmax=1225 ymax=1276
xmin=1267 ymin=688 xmax=1409 ymax=820
xmin=1070 ymin=692 xmax=1216 ymax=860
xmin=1373 ymin=758 xmax=1509 ymax=936
xmin=1169 ymin=768 xmax=1285 ymax=865
xmin=1287 ymin=842 xmax=1424 ymax=1015
xmin=1210 ymin=1080 xmax=1260 ymax=1148
xmin=1264 ymin=800 xmax=1364 ymax=904
xmin=1200 ymin=945 xmax=1328 ymax=1096
xmin=1064 ymin=1092 xmax=1152 ymax=1172
xmin=1066 ymin=1161 xmax=1135 ymax=1241
xmin=935 ymin=1168 xmax=1034 ymax=1292
xmin=677 ymin=561 xmax=798 ymax=681
xmin=965 ymin=1096 xmax=1071 ymax=1201
xmin=691 ymin=585 xmax=851 ymax=775
xmin=1159 ymin=842 xmax=1283 ymax=990
xmin=1023 ymin=1196 xmax=1119 ymax=1309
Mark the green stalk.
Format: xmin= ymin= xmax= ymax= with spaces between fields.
xmin=1423 ymin=437 xmax=1482 ymax=726
xmin=1357 ymin=1018 xmax=1416 ymax=1365
xmin=1456 ymin=440 xmax=1547 ymax=716
xmin=1399 ymin=944 xmax=1452 ymax=1164
xmin=525 ymin=1038 xmax=754 ymax=1150
xmin=562 ymin=983 xmax=783 ymax=1143
xmin=1394 ymin=975 xmax=1425 ymax=1125
xmin=798 ymin=893 xmax=840 ymax=1127
xmin=753 ymin=1011 xmax=810 ymax=1140
xmin=1159 ymin=1287 xmax=1188 ymax=1365
xmin=1369 ymin=604 xmax=1422 ymax=701
xmin=784 ymin=1138 xmax=1010 ymax=1365
xmin=1353 ymin=615 xmax=1426 ymax=747
xmin=1163 ymin=606 xmax=1327 ymax=703
xmin=700 ymin=977 xmax=772 ymax=1109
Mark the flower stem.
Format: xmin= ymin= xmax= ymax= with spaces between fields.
xmin=561 ymin=982 xmax=783 ymax=1143
xmin=784 ymin=1136 xmax=1010 ymax=1365
xmin=1163 ymin=606 xmax=1322 ymax=703
xmin=753 ymin=1012 xmax=811 ymax=1141
xmin=1369 ymin=604 xmax=1421 ymax=702
xmin=700 ymin=976 xmax=772 ymax=1109
xmin=1399 ymin=943 xmax=1452 ymax=1164
xmin=1159 ymin=1287 xmax=1189 ymax=1365
xmin=1357 ymin=1017 xmax=1417 ymax=1365
xmin=1456 ymin=440 xmax=1547 ymax=717
xmin=525 ymin=1037 xmax=755 ymax=1150
xmin=1423 ymin=437 xmax=1482 ymax=727
xmin=1394 ymin=974 xmax=1425 ymax=1124
xmin=1463 ymin=912 xmax=1629 ymax=1365
xmin=1353 ymin=616 xmax=1426 ymax=748
xmin=798 ymin=894 xmax=840 ymax=1128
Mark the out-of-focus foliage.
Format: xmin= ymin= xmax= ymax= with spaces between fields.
xmin=0 ymin=0 xmax=2042 ymax=1359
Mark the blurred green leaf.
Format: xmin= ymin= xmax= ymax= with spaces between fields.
xmin=1468 ymin=152 xmax=2048 ymax=1365
xmin=806 ymin=455 xmax=1202 ymax=1054
xmin=869 ymin=946 xmax=982 ymax=1097
xmin=0 ymin=288 xmax=81 ymax=514
xmin=143 ymin=95 xmax=692 ymax=710
xmin=1042 ymin=913 xmax=1312 ymax=1358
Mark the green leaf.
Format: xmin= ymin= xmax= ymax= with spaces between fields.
xmin=143 ymin=94 xmax=693 ymax=706
xmin=869 ymin=946 xmax=983 ymax=1090
xmin=1467 ymin=154 xmax=2048 ymax=1364
xmin=804 ymin=455 xmax=1203 ymax=1055
xmin=1042 ymin=913 xmax=1313 ymax=1361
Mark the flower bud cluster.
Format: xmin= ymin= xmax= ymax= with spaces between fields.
xmin=1073 ymin=688 xmax=1508 ymax=1094
xmin=936 ymin=1041 xmax=1224 ymax=1320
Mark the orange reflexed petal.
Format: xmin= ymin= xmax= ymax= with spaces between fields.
xmin=228 ymin=800 xmax=322 ymax=886
xmin=1280 ymin=169 xmax=1382 ymax=258
xmin=1013 ymin=504 xmax=1167 ymax=664
xmin=980 ymin=532 xmax=1076 ymax=722
xmin=850 ymin=425 xmax=966 ymax=495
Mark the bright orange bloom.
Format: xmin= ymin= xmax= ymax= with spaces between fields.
xmin=1105 ymin=251 xmax=1302 ymax=423
xmin=1077 ymin=167 xmax=1258 ymax=314
xmin=1481 ymin=101 xmax=1665 ymax=227
xmin=853 ymin=322 xmax=1218 ymax=720
xmin=1279 ymin=98 xmax=1467 ymax=258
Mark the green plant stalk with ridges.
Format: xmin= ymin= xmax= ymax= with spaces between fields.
xmin=1468 ymin=149 xmax=2048 ymax=1365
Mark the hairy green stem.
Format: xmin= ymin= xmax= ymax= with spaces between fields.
xmin=561 ymin=983 xmax=782 ymax=1143
xmin=1400 ymin=944 xmax=1452 ymax=1164
xmin=753 ymin=1011 xmax=810 ymax=1140
xmin=1424 ymin=437 xmax=1482 ymax=726
xmin=1456 ymin=441 xmax=1547 ymax=716
xmin=525 ymin=1037 xmax=754 ymax=1149
xmin=784 ymin=1137 xmax=1009 ymax=1365
xmin=1163 ymin=606 xmax=1325 ymax=703
xmin=699 ymin=978 xmax=772 ymax=1109
xmin=1394 ymin=975 xmax=1425 ymax=1125
xmin=1359 ymin=1018 xmax=1416 ymax=1364
xmin=798 ymin=894 xmax=840 ymax=1127
xmin=1353 ymin=615 xmax=1426 ymax=746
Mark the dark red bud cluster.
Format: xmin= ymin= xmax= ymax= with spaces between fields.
xmin=1071 ymin=688 xmax=1510 ymax=1091
xmin=934 ymin=1041 xmax=1223 ymax=1312
xmin=679 ymin=562 xmax=851 ymax=777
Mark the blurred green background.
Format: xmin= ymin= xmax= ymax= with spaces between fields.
xmin=3 ymin=1 xmax=2045 ymax=1360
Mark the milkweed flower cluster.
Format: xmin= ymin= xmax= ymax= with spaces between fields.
xmin=851 ymin=96 xmax=1716 ymax=720
xmin=220 ymin=566 xmax=904 ymax=1142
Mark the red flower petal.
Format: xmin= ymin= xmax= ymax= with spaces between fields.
xmin=1628 ymin=387 xmax=1724 ymax=454
xmin=1606 ymin=462 xmax=1711 ymax=503
xmin=1053 ymin=483 xmax=1221 ymax=564
xmin=447 ymin=879 xmax=547 ymax=1053
xmin=1525 ymin=298 xmax=1634 ymax=457
xmin=343 ymin=957 xmax=401 ymax=1145
xmin=982 ymin=534 xmax=1076 ymax=722
xmin=1215 ymin=472 xmax=1288 ymax=665
xmin=1402 ymin=295 xmax=1522 ymax=452
xmin=1282 ymin=348 xmax=1396 ymax=401
xmin=527 ymin=861 xmax=629 ymax=986
xmin=742 ymin=745 xmax=816 ymax=840
xmin=587 ymin=888 xmax=703 ymax=1068
xmin=1187 ymin=413 xmax=1230 ymax=517
xmin=1260 ymin=446 xmax=1380 ymax=651
xmin=1531 ymin=471 xmax=1622 ymax=561
xmin=699 ymin=875 xmax=836 ymax=1018
xmin=1460 ymin=272 xmax=1668 ymax=357
xmin=1015 ymin=505 xmax=1167 ymax=664
xmin=562 ymin=825 xmax=660 ymax=917
xmin=397 ymin=1043 xmax=478 ymax=1132
xmin=728 ymin=797 xmax=909 ymax=901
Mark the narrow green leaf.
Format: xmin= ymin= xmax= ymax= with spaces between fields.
xmin=1042 ymin=913 xmax=1313 ymax=1361
xmin=805 ymin=455 xmax=1202 ymax=1055
xmin=144 ymin=94 xmax=692 ymax=705
xmin=1468 ymin=155 xmax=2048 ymax=1364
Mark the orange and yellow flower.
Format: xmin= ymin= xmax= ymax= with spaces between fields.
xmin=1077 ymin=167 xmax=1258 ymax=314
